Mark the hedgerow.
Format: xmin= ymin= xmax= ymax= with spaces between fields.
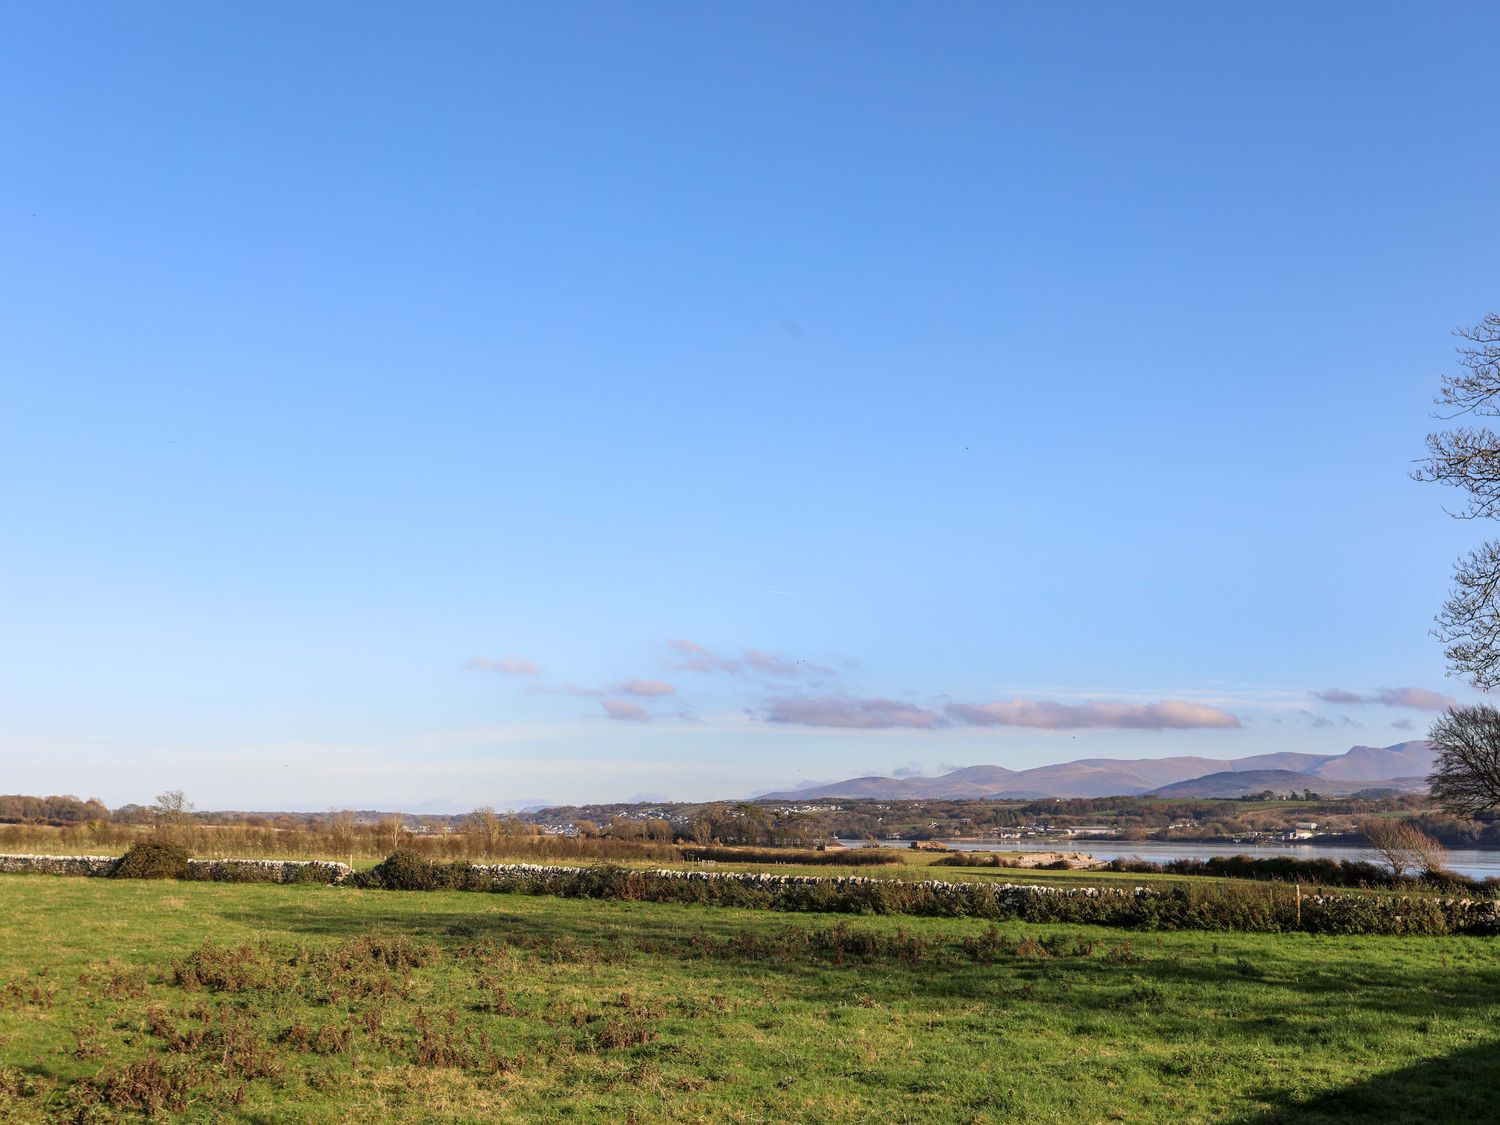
xmin=5 ymin=848 xmax=1499 ymax=935
xmin=350 ymin=856 xmax=1500 ymax=935
xmin=678 ymin=846 xmax=902 ymax=866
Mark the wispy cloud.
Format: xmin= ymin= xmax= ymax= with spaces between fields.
xmin=945 ymin=699 xmax=1241 ymax=731
xmin=1312 ymin=687 xmax=1457 ymax=711
xmin=601 ymin=700 xmax=649 ymax=722
xmin=669 ymin=639 xmax=829 ymax=679
xmin=1391 ymin=718 xmax=1416 ymax=731
xmin=466 ymin=656 xmax=541 ymax=677
xmin=615 ymin=679 xmax=676 ymax=697
xmin=762 ymin=695 xmax=943 ymax=729
xmin=667 ymin=639 xmax=739 ymax=675
xmin=743 ymin=648 xmax=820 ymax=677
xmin=1376 ymin=687 xmax=1457 ymax=711
xmin=758 ymin=691 xmax=1240 ymax=732
xmin=1312 ymin=688 xmax=1364 ymax=705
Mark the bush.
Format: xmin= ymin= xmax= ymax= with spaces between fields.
xmin=111 ymin=839 xmax=190 ymax=880
xmin=359 ymin=849 xmax=443 ymax=891
xmin=935 ymin=852 xmax=1005 ymax=867
xmin=359 ymin=849 xmax=481 ymax=891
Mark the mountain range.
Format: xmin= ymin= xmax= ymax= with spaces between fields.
xmin=760 ymin=741 xmax=1436 ymax=801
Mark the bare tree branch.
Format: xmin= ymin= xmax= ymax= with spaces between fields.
xmin=1358 ymin=816 xmax=1447 ymax=879
xmin=1427 ymin=704 xmax=1500 ymax=816
xmin=1416 ymin=314 xmax=1500 ymax=686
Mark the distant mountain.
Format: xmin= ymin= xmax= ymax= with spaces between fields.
xmin=1308 ymin=741 xmax=1434 ymax=781
xmin=1148 ymin=769 xmax=1327 ymax=798
xmin=759 ymin=742 xmax=1436 ymax=801
xmin=1147 ymin=769 xmax=1429 ymax=799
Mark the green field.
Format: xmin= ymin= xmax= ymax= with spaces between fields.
xmin=2 ymin=875 xmax=1498 ymax=1123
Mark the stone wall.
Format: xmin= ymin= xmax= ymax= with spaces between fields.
xmin=0 ymin=853 xmax=352 ymax=883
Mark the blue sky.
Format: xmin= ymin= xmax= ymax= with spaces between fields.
xmin=3 ymin=3 xmax=1499 ymax=810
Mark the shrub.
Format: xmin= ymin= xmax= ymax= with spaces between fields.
xmin=111 ymin=839 xmax=190 ymax=880
xmin=360 ymin=849 xmax=480 ymax=891
xmin=935 ymin=852 xmax=1004 ymax=867
xmin=360 ymin=850 xmax=443 ymax=890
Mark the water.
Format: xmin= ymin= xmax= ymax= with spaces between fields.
xmin=836 ymin=838 xmax=1500 ymax=881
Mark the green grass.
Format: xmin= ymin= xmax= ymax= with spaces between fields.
xmin=2 ymin=875 xmax=1499 ymax=1123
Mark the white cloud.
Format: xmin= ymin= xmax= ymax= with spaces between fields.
xmin=945 ymin=698 xmax=1241 ymax=731
xmin=1312 ymin=687 xmax=1456 ymax=711
xmin=761 ymin=695 xmax=943 ymax=729
xmin=601 ymin=699 xmax=649 ymax=722
xmin=466 ymin=655 xmax=541 ymax=677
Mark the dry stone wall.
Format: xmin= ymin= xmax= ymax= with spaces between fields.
xmin=0 ymin=853 xmax=352 ymax=884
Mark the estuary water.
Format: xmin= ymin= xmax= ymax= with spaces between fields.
xmin=836 ymin=838 xmax=1500 ymax=881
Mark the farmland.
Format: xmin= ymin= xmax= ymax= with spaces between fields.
xmin=2 ymin=875 xmax=1499 ymax=1122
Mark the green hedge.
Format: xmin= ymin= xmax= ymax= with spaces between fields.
xmin=352 ymin=853 xmax=1500 ymax=936
xmin=111 ymin=840 xmax=190 ymax=880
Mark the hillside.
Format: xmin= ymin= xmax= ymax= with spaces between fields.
xmin=761 ymin=741 xmax=1436 ymax=801
xmin=1146 ymin=769 xmax=1430 ymax=799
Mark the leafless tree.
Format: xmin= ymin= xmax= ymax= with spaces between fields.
xmin=1427 ymin=704 xmax=1500 ymax=816
xmin=152 ymin=789 xmax=194 ymax=829
xmin=1359 ymin=817 xmax=1447 ymax=879
xmin=327 ymin=809 xmax=359 ymax=855
xmin=1414 ymin=314 xmax=1500 ymax=687
xmin=374 ymin=814 xmax=407 ymax=854
xmin=463 ymin=806 xmax=503 ymax=858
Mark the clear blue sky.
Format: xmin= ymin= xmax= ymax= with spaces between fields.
xmin=3 ymin=3 xmax=1498 ymax=810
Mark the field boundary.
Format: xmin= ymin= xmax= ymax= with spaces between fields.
xmin=6 ymin=850 xmax=1500 ymax=935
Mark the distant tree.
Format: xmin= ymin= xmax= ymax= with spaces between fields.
xmin=374 ymin=814 xmax=407 ymax=854
xmin=1427 ymin=704 xmax=1500 ymax=816
xmin=463 ymin=807 xmax=503 ymax=857
xmin=1414 ymin=313 xmax=1500 ymax=686
xmin=327 ymin=809 xmax=359 ymax=855
xmin=1359 ymin=817 xmax=1447 ymax=878
xmin=730 ymin=803 xmax=771 ymax=845
xmin=113 ymin=803 xmax=153 ymax=826
xmin=607 ymin=815 xmax=644 ymax=840
xmin=152 ymin=789 xmax=194 ymax=828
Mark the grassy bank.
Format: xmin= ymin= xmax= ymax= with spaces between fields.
xmin=2 ymin=877 xmax=1499 ymax=1122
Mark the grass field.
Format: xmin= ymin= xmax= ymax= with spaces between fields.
xmin=2 ymin=875 xmax=1498 ymax=1123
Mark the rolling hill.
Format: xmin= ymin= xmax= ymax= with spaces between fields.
xmin=759 ymin=741 xmax=1436 ymax=801
xmin=1146 ymin=769 xmax=1430 ymax=799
